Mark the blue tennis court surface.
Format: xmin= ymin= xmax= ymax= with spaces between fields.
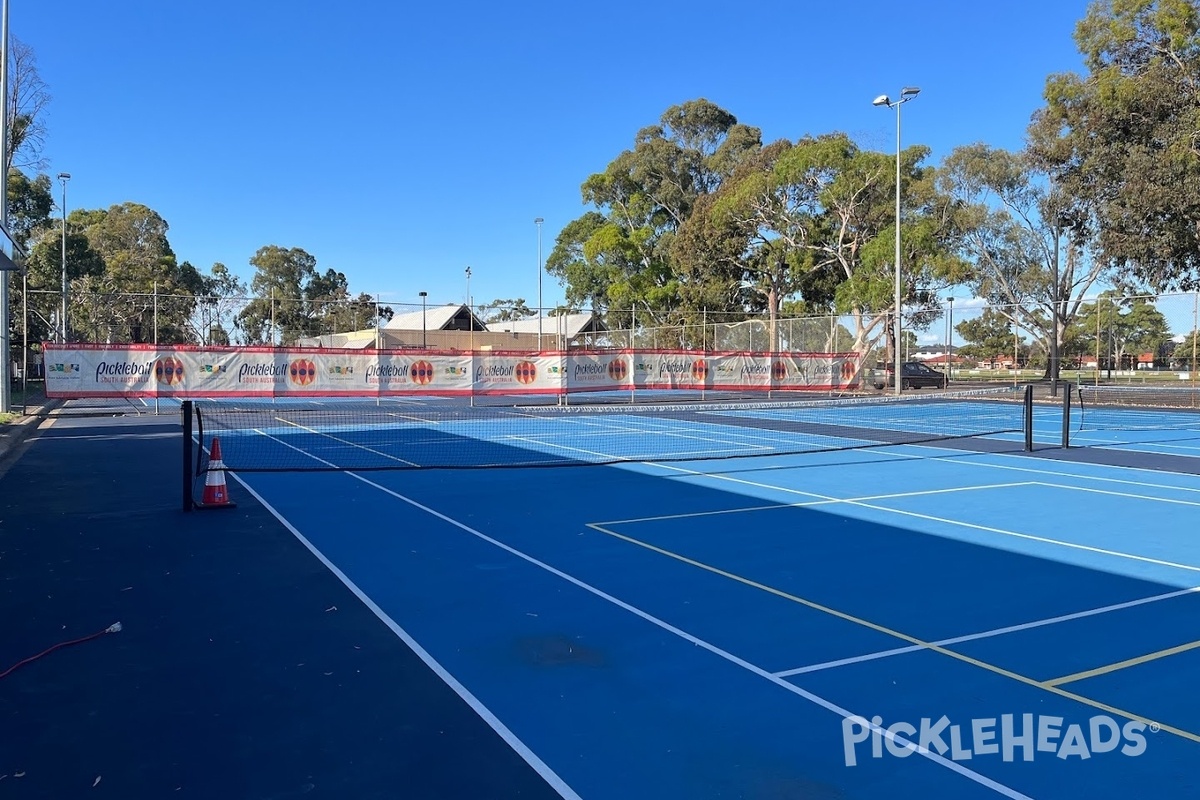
xmin=7 ymin=387 xmax=1200 ymax=798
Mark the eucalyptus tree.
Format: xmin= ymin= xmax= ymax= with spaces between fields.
xmin=237 ymin=246 xmax=319 ymax=345
xmin=1069 ymin=290 xmax=1171 ymax=369
xmin=17 ymin=220 xmax=104 ymax=343
xmin=71 ymin=203 xmax=201 ymax=343
xmin=699 ymin=132 xmax=951 ymax=368
xmin=237 ymin=247 xmax=385 ymax=344
xmin=938 ymin=143 xmax=1109 ymax=380
xmin=546 ymin=99 xmax=761 ymax=333
xmin=1029 ymin=0 xmax=1200 ymax=290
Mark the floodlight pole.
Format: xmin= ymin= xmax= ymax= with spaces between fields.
xmin=418 ymin=291 xmax=427 ymax=349
xmin=1050 ymin=221 xmax=1061 ymax=396
xmin=58 ymin=173 xmax=71 ymax=343
xmin=874 ymin=87 xmax=920 ymax=395
xmin=946 ymin=296 xmax=954 ymax=387
xmin=465 ymin=266 xmax=473 ymax=352
xmin=535 ymin=217 xmax=544 ymax=352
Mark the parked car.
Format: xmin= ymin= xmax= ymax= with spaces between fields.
xmin=872 ymin=361 xmax=947 ymax=390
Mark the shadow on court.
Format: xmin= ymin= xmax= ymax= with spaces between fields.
xmin=0 ymin=415 xmax=564 ymax=799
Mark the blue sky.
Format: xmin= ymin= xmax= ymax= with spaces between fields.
xmin=15 ymin=0 xmax=1091 ymax=314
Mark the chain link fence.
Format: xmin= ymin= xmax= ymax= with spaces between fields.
xmin=940 ymin=290 xmax=1200 ymax=384
xmin=14 ymin=287 xmax=1199 ymax=387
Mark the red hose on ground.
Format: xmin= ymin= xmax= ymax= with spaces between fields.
xmin=0 ymin=622 xmax=122 ymax=680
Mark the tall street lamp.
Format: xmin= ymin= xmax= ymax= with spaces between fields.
xmin=465 ymin=266 xmax=473 ymax=351
xmin=874 ymin=87 xmax=920 ymax=395
xmin=1049 ymin=214 xmax=1069 ymax=396
xmin=945 ymin=296 xmax=955 ymax=387
xmin=58 ymin=172 xmax=71 ymax=343
xmin=418 ymin=291 xmax=428 ymax=349
xmin=535 ymin=217 xmax=544 ymax=351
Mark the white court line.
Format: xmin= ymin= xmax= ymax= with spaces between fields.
xmin=505 ymin=432 xmax=774 ymax=461
xmin=594 ymin=482 xmax=1036 ymax=527
xmin=386 ymin=411 xmax=441 ymax=424
xmin=848 ymin=500 xmax=1200 ymax=575
xmin=562 ymin=412 xmax=877 ymax=449
xmin=269 ymin=418 xmax=422 ymax=467
xmin=502 ymin=413 xmax=820 ymax=451
xmin=1042 ymin=481 xmax=1200 ymax=508
xmin=776 ymin=584 xmax=1200 ymax=677
xmin=218 ymin=470 xmax=583 ymax=800
xmin=638 ymin=460 xmax=1200 ymax=575
xmin=33 ymin=431 xmax=179 ymax=441
xmin=1092 ymin=440 xmax=1200 ymax=456
xmin=216 ymin=433 xmax=1031 ymax=798
xmin=939 ymin=447 xmax=1200 ymax=494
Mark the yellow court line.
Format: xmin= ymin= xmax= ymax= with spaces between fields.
xmin=1044 ymin=638 xmax=1200 ymax=687
xmin=586 ymin=522 xmax=1200 ymax=745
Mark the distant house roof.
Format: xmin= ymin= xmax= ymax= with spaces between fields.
xmin=297 ymin=330 xmax=378 ymax=349
xmin=920 ymin=354 xmax=964 ymax=365
xmin=488 ymin=312 xmax=605 ymax=339
xmin=383 ymin=304 xmax=486 ymax=332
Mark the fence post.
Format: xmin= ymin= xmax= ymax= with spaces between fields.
xmin=21 ymin=271 xmax=28 ymax=415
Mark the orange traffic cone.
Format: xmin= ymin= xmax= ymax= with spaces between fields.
xmin=196 ymin=437 xmax=237 ymax=510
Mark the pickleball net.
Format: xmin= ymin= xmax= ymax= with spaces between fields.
xmin=183 ymin=386 xmax=1033 ymax=484
xmin=1074 ymin=384 xmax=1200 ymax=432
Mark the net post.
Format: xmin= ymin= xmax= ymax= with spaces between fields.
xmin=182 ymin=400 xmax=193 ymax=512
xmin=1061 ymin=381 xmax=1072 ymax=448
xmin=1023 ymin=384 xmax=1034 ymax=451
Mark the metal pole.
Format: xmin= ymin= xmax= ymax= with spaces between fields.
xmin=465 ymin=266 xmax=474 ymax=407
xmin=1061 ymin=380 xmax=1072 ymax=449
xmin=893 ymin=101 xmax=903 ymax=395
xmin=0 ymin=0 xmax=9 ymax=414
xmin=873 ymin=89 xmax=920 ymax=394
xmin=1050 ymin=221 xmax=1061 ymax=396
xmin=945 ymin=297 xmax=954 ymax=388
xmin=419 ymin=291 xmax=427 ymax=349
xmin=535 ymin=217 xmax=544 ymax=351
xmin=1192 ymin=290 xmax=1198 ymax=386
xmin=1107 ymin=297 xmax=1113 ymax=380
xmin=153 ymin=281 xmax=159 ymax=345
xmin=465 ymin=266 xmax=473 ymax=352
xmin=21 ymin=270 xmax=27 ymax=414
xmin=182 ymin=400 xmax=193 ymax=512
xmin=1024 ymin=385 xmax=1034 ymax=452
xmin=59 ymin=173 xmax=70 ymax=342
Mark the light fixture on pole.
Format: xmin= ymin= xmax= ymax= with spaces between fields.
xmin=1049 ymin=213 xmax=1069 ymax=396
xmin=534 ymin=217 xmax=544 ymax=351
xmin=465 ymin=266 xmax=473 ymax=351
xmin=58 ymin=172 xmax=71 ymax=343
xmin=418 ymin=291 xmax=428 ymax=349
xmin=874 ymin=86 xmax=920 ymax=395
